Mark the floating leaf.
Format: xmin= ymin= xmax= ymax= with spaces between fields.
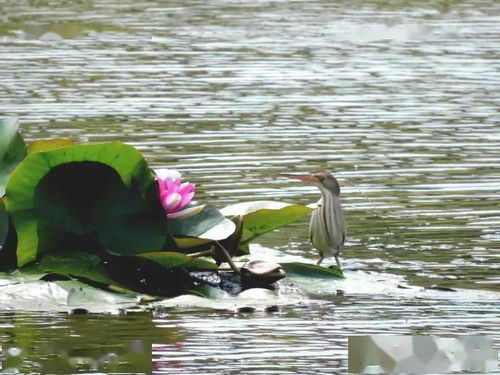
xmin=104 ymin=254 xmax=195 ymax=296
xmin=167 ymin=204 xmax=206 ymax=220
xmin=27 ymin=138 xmax=75 ymax=154
xmin=4 ymin=142 xmax=167 ymax=265
xmin=32 ymin=251 xmax=213 ymax=297
xmin=0 ymin=118 xmax=26 ymax=196
xmin=33 ymin=252 xmax=118 ymax=286
xmin=173 ymin=236 xmax=213 ymax=249
xmin=0 ymin=198 xmax=17 ymax=270
xmin=0 ymin=199 xmax=7 ymax=247
xmin=0 ymin=278 xmax=141 ymax=313
xmin=149 ymin=287 xmax=311 ymax=311
xmin=280 ymin=262 xmax=344 ymax=279
xmin=90 ymin=171 xmax=167 ymax=255
xmin=187 ymin=258 xmax=220 ymax=270
xmin=168 ymin=204 xmax=235 ymax=241
xmin=61 ymin=280 xmax=141 ymax=307
xmin=327 ymin=264 xmax=344 ymax=277
xmin=136 ymin=251 xmax=218 ymax=270
xmin=220 ymin=201 xmax=312 ymax=243
xmin=186 ymin=284 xmax=228 ymax=299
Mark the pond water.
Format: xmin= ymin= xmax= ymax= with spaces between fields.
xmin=1 ymin=0 xmax=499 ymax=373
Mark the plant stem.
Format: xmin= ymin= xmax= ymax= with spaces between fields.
xmin=189 ymin=250 xmax=212 ymax=258
xmin=215 ymin=241 xmax=240 ymax=275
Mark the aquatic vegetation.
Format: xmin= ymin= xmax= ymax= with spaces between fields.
xmin=0 ymin=118 xmax=26 ymax=197
xmin=0 ymin=119 xmax=341 ymax=299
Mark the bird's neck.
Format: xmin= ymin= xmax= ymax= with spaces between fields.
xmin=318 ymin=185 xmax=338 ymax=200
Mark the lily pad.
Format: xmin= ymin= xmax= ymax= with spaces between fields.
xmin=280 ymin=262 xmax=344 ymax=279
xmin=0 ymin=118 xmax=26 ymax=196
xmin=104 ymin=254 xmax=195 ymax=296
xmin=173 ymin=236 xmax=213 ymax=249
xmin=0 ymin=278 xmax=141 ymax=313
xmin=27 ymin=138 xmax=75 ymax=154
xmin=220 ymin=201 xmax=312 ymax=243
xmin=136 ymin=251 xmax=218 ymax=270
xmin=29 ymin=251 xmax=215 ymax=297
xmin=150 ymin=287 xmax=311 ymax=312
xmin=33 ymin=252 xmax=118 ymax=286
xmin=0 ymin=199 xmax=7 ymax=247
xmin=168 ymin=204 xmax=235 ymax=241
xmin=4 ymin=142 xmax=167 ymax=265
xmin=0 ymin=198 xmax=17 ymax=270
xmin=59 ymin=280 xmax=141 ymax=307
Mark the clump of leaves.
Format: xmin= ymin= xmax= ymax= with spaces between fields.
xmin=0 ymin=119 xmax=26 ymax=197
xmin=0 ymin=121 xmax=317 ymax=297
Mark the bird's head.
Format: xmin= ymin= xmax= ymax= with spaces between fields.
xmin=280 ymin=172 xmax=341 ymax=196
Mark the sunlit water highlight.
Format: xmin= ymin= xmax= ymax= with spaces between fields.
xmin=0 ymin=0 xmax=499 ymax=373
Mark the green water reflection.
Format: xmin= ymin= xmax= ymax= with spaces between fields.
xmin=0 ymin=312 xmax=185 ymax=373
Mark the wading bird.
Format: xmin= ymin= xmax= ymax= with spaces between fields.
xmin=280 ymin=172 xmax=346 ymax=268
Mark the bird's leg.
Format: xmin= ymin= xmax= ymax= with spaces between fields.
xmin=334 ymin=255 xmax=341 ymax=269
xmin=316 ymin=254 xmax=324 ymax=266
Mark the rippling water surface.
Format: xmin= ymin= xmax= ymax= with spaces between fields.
xmin=1 ymin=0 xmax=499 ymax=373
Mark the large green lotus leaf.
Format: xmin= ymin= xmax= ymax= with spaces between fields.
xmin=0 ymin=118 xmax=26 ymax=196
xmin=0 ymin=197 xmax=17 ymax=270
xmin=0 ymin=199 xmax=7 ymax=247
xmin=280 ymin=262 xmax=344 ymax=279
xmin=168 ymin=204 xmax=236 ymax=241
xmin=27 ymin=138 xmax=75 ymax=154
xmin=31 ymin=251 xmax=214 ymax=297
xmin=34 ymin=252 xmax=118 ymax=286
xmin=136 ymin=251 xmax=218 ymax=270
xmin=90 ymin=173 xmax=167 ymax=255
xmin=4 ymin=142 xmax=167 ymax=265
xmin=220 ymin=201 xmax=312 ymax=243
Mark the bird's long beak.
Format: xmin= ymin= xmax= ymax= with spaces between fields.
xmin=279 ymin=173 xmax=317 ymax=183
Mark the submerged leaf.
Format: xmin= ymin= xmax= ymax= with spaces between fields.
xmin=220 ymin=201 xmax=312 ymax=243
xmin=280 ymin=262 xmax=344 ymax=279
xmin=0 ymin=118 xmax=26 ymax=196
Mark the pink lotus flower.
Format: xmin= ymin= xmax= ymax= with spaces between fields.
xmin=157 ymin=176 xmax=195 ymax=218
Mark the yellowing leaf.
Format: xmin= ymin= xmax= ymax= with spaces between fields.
xmin=27 ymin=138 xmax=75 ymax=154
